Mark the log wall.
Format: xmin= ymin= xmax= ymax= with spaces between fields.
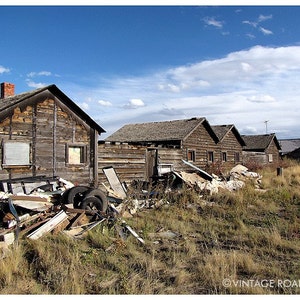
xmin=0 ymin=98 xmax=96 ymax=186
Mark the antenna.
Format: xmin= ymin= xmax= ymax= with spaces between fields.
xmin=264 ymin=120 xmax=269 ymax=134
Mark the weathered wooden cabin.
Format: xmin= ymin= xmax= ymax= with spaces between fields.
xmin=279 ymin=138 xmax=300 ymax=159
xmin=0 ymin=82 xmax=105 ymax=186
xmin=241 ymin=133 xmax=282 ymax=166
xmin=98 ymin=117 xmax=219 ymax=185
xmin=211 ymin=124 xmax=245 ymax=170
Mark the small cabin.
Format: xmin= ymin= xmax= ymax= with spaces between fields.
xmin=0 ymin=82 xmax=105 ymax=186
xmin=98 ymin=117 xmax=219 ymax=184
xmin=211 ymin=124 xmax=245 ymax=169
xmin=242 ymin=133 xmax=282 ymax=166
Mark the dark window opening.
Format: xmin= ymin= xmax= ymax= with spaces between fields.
xmin=208 ymin=151 xmax=214 ymax=162
xmin=187 ymin=150 xmax=196 ymax=162
xmin=222 ymin=152 xmax=227 ymax=162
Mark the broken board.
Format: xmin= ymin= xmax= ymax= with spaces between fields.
xmin=102 ymin=166 xmax=127 ymax=199
xmin=182 ymin=159 xmax=213 ymax=181
xmin=27 ymin=210 xmax=68 ymax=240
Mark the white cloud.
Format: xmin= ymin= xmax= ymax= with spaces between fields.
xmin=243 ymin=14 xmax=272 ymax=28
xmin=123 ymin=99 xmax=145 ymax=109
xmin=243 ymin=14 xmax=273 ymax=36
xmin=246 ymin=94 xmax=276 ymax=103
xmin=27 ymin=71 xmax=52 ymax=77
xmin=98 ymin=100 xmax=112 ymax=107
xmin=63 ymin=45 xmax=300 ymax=139
xmin=0 ymin=65 xmax=10 ymax=74
xmin=203 ymin=16 xmax=223 ymax=29
xmin=259 ymin=27 xmax=273 ymax=35
xmin=80 ymin=102 xmax=89 ymax=110
xmin=241 ymin=62 xmax=252 ymax=72
xmin=258 ymin=14 xmax=273 ymax=22
xmin=242 ymin=20 xmax=257 ymax=28
xmin=25 ymin=79 xmax=47 ymax=89
xmin=246 ymin=33 xmax=256 ymax=39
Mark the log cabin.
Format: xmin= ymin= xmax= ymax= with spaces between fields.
xmin=0 ymin=82 xmax=105 ymax=187
xmin=98 ymin=117 xmax=219 ymax=185
xmin=241 ymin=133 xmax=282 ymax=166
xmin=211 ymin=124 xmax=245 ymax=170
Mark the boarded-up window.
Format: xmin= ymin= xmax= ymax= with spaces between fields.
xmin=268 ymin=154 xmax=273 ymax=162
xmin=187 ymin=150 xmax=196 ymax=162
xmin=66 ymin=145 xmax=86 ymax=164
xmin=3 ymin=142 xmax=30 ymax=166
xmin=235 ymin=152 xmax=240 ymax=163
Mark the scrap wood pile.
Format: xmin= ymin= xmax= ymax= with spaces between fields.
xmin=0 ymin=162 xmax=262 ymax=252
xmin=176 ymin=161 xmax=263 ymax=195
xmin=102 ymin=161 xmax=263 ymax=218
xmin=0 ymin=176 xmax=144 ymax=253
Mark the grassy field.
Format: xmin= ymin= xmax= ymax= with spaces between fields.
xmin=0 ymin=160 xmax=300 ymax=294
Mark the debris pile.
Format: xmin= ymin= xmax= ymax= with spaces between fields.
xmin=0 ymin=175 xmax=144 ymax=253
xmin=1 ymin=162 xmax=262 ymax=252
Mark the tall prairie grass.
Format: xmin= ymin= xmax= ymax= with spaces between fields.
xmin=0 ymin=159 xmax=300 ymax=294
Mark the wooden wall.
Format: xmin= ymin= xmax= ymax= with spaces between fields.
xmin=97 ymin=123 xmax=220 ymax=186
xmin=182 ymin=122 xmax=218 ymax=169
xmin=0 ymin=98 xmax=96 ymax=186
xmin=217 ymin=130 xmax=243 ymax=168
xmin=98 ymin=142 xmax=146 ymax=186
xmin=242 ymin=140 xmax=281 ymax=166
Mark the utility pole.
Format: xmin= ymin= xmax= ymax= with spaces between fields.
xmin=264 ymin=120 xmax=269 ymax=134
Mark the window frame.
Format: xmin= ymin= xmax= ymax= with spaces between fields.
xmin=221 ymin=152 xmax=227 ymax=162
xmin=66 ymin=144 xmax=87 ymax=165
xmin=268 ymin=154 xmax=273 ymax=162
xmin=2 ymin=141 xmax=31 ymax=168
xmin=187 ymin=149 xmax=196 ymax=162
xmin=208 ymin=151 xmax=214 ymax=163
xmin=234 ymin=152 xmax=240 ymax=163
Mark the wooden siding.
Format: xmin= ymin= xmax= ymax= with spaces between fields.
xmin=217 ymin=130 xmax=243 ymax=168
xmin=98 ymin=122 xmax=219 ymax=185
xmin=0 ymin=98 xmax=95 ymax=186
xmin=98 ymin=143 xmax=146 ymax=186
xmin=242 ymin=140 xmax=281 ymax=166
xmin=182 ymin=122 xmax=218 ymax=169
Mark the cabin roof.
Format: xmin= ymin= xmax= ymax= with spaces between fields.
xmin=105 ymin=117 xmax=219 ymax=143
xmin=242 ymin=133 xmax=281 ymax=151
xmin=0 ymin=84 xmax=105 ymax=134
xmin=279 ymin=138 xmax=300 ymax=155
xmin=211 ymin=124 xmax=246 ymax=146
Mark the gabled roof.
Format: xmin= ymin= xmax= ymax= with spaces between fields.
xmin=242 ymin=133 xmax=281 ymax=151
xmin=0 ymin=84 xmax=105 ymax=134
xmin=211 ymin=124 xmax=246 ymax=146
xmin=105 ymin=117 xmax=219 ymax=143
xmin=278 ymin=138 xmax=300 ymax=155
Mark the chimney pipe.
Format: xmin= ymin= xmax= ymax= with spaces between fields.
xmin=0 ymin=82 xmax=15 ymax=98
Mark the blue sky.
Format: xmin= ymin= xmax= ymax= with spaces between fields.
xmin=1 ymin=4 xmax=300 ymax=139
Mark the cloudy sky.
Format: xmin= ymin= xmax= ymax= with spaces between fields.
xmin=1 ymin=4 xmax=300 ymax=139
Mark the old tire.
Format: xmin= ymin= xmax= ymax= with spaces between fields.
xmin=81 ymin=189 xmax=108 ymax=212
xmin=63 ymin=186 xmax=90 ymax=207
xmin=80 ymin=195 xmax=108 ymax=212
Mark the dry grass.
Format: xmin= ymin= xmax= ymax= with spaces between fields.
xmin=0 ymin=160 xmax=300 ymax=294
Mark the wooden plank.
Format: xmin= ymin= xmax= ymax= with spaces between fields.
xmin=11 ymin=200 xmax=53 ymax=212
xmin=10 ymin=194 xmax=50 ymax=202
xmin=27 ymin=210 xmax=68 ymax=240
xmin=182 ymin=159 xmax=213 ymax=181
xmin=102 ymin=166 xmax=127 ymax=199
